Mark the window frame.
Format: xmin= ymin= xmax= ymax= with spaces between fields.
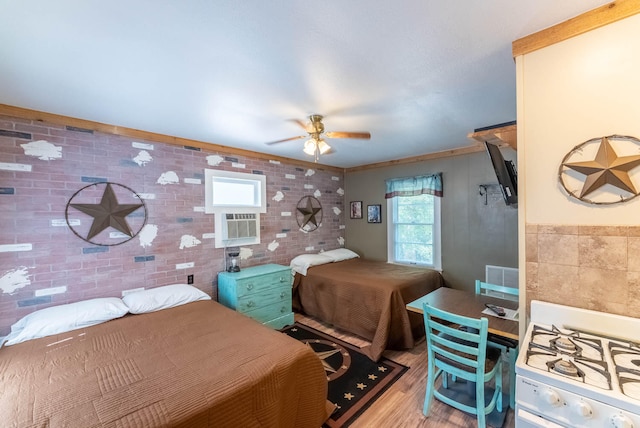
xmin=204 ymin=169 xmax=266 ymax=214
xmin=386 ymin=193 xmax=442 ymax=270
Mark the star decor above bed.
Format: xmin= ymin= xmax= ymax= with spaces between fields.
xmin=296 ymin=195 xmax=322 ymax=232
xmin=559 ymin=135 xmax=640 ymax=205
xmin=65 ymin=182 xmax=147 ymax=245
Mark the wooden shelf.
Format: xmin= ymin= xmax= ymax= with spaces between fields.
xmin=468 ymin=123 xmax=517 ymax=150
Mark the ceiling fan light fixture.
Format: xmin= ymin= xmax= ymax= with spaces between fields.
xmin=303 ymin=139 xmax=317 ymax=156
xmin=317 ymin=139 xmax=331 ymax=154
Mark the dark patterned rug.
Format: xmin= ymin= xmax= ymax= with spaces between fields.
xmin=281 ymin=322 xmax=407 ymax=428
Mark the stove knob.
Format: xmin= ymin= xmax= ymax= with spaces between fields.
xmin=540 ymin=388 xmax=561 ymax=407
xmin=572 ymin=401 xmax=592 ymax=419
xmin=611 ymin=413 xmax=634 ymax=428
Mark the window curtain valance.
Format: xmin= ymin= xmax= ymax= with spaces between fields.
xmin=384 ymin=172 xmax=443 ymax=199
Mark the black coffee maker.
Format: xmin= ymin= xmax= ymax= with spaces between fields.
xmin=226 ymin=248 xmax=240 ymax=272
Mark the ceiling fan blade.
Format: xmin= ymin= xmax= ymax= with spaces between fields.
xmin=325 ymin=131 xmax=371 ymax=139
xmin=265 ymin=135 xmax=305 ymax=145
xmin=291 ymin=118 xmax=310 ymax=131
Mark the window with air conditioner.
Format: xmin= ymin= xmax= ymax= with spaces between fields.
xmin=204 ymin=169 xmax=266 ymax=248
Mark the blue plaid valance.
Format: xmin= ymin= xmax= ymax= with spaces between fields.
xmin=384 ymin=172 xmax=443 ymax=199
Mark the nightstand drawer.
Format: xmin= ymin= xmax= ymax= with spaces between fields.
xmin=235 ymin=273 xmax=291 ymax=298
xmin=236 ymin=287 xmax=291 ymax=313
xmin=244 ymin=300 xmax=292 ymax=324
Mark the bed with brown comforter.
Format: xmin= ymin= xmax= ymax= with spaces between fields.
xmin=0 ymin=300 xmax=331 ymax=428
xmin=292 ymin=258 xmax=443 ymax=361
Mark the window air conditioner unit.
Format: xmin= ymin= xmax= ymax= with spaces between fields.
xmin=223 ymin=213 xmax=258 ymax=241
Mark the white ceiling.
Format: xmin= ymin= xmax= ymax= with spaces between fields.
xmin=0 ymin=1 xmax=610 ymax=168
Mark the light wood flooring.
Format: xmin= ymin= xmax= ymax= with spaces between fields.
xmin=295 ymin=313 xmax=516 ymax=428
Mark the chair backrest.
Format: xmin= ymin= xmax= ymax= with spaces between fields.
xmin=422 ymin=302 xmax=490 ymax=384
xmin=475 ymin=280 xmax=518 ymax=301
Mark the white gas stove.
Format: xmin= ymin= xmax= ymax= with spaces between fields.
xmin=516 ymin=300 xmax=640 ymax=428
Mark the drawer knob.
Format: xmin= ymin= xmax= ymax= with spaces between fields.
xmin=247 ymin=301 xmax=255 ymax=308
xmin=280 ymin=306 xmax=286 ymax=313
xmin=246 ymin=283 xmax=254 ymax=291
xmin=279 ymin=277 xmax=286 ymax=283
xmin=280 ymin=291 xmax=285 ymax=298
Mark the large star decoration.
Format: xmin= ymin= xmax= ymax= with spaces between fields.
xmin=297 ymin=196 xmax=322 ymax=229
xmin=70 ymin=183 xmax=144 ymax=240
xmin=563 ymin=136 xmax=640 ymax=198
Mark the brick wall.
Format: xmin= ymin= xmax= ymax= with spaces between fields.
xmin=0 ymin=115 xmax=345 ymax=336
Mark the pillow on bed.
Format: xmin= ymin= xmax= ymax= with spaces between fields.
xmin=321 ymin=248 xmax=360 ymax=262
xmin=290 ymin=253 xmax=334 ymax=276
xmin=122 ymin=283 xmax=210 ymax=314
xmin=3 ymin=297 xmax=129 ymax=347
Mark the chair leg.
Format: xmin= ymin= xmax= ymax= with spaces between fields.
xmin=497 ymin=362 xmax=503 ymax=413
xmin=476 ymin=380 xmax=486 ymax=428
xmin=508 ymin=347 xmax=518 ymax=409
xmin=423 ymin=366 xmax=438 ymax=416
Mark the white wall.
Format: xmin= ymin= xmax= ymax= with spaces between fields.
xmin=519 ymin=13 xmax=640 ymax=225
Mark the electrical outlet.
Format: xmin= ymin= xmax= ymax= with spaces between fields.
xmin=187 ymin=274 xmax=194 ymax=284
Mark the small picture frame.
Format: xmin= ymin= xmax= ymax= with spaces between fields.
xmin=350 ymin=201 xmax=363 ymax=219
xmin=367 ymin=204 xmax=382 ymax=223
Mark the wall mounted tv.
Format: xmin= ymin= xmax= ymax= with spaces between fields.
xmin=484 ymin=141 xmax=518 ymax=206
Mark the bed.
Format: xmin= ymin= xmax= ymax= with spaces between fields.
xmin=291 ymin=250 xmax=444 ymax=361
xmin=0 ymin=286 xmax=331 ymax=428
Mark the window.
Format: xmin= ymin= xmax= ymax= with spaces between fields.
xmin=204 ymin=169 xmax=267 ymax=248
xmin=387 ymin=193 xmax=441 ymax=269
xmin=204 ymin=169 xmax=266 ymax=214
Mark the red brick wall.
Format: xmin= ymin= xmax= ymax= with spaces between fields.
xmin=0 ymin=115 xmax=345 ymax=336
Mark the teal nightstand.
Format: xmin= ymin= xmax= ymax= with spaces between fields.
xmin=217 ymin=264 xmax=294 ymax=329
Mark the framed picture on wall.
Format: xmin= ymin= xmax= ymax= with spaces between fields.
xmin=350 ymin=201 xmax=363 ymax=219
xmin=367 ymin=204 xmax=381 ymax=223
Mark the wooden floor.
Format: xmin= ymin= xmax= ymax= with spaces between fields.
xmin=295 ymin=313 xmax=516 ymax=428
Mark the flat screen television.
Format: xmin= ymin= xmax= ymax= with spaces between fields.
xmin=484 ymin=141 xmax=518 ymax=206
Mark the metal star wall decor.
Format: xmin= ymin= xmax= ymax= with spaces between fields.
xmin=296 ymin=196 xmax=323 ymax=232
xmin=559 ymin=135 xmax=640 ymax=204
xmin=66 ymin=182 xmax=147 ymax=245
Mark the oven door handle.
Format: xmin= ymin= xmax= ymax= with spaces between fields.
xmin=517 ymin=408 xmax=566 ymax=428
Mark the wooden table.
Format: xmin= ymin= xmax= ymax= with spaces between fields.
xmin=406 ymin=287 xmax=519 ymax=340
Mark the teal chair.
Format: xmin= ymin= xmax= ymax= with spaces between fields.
xmin=475 ymin=279 xmax=518 ymax=301
xmin=422 ymin=302 xmax=503 ymax=428
xmin=475 ymin=280 xmax=519 ymax=409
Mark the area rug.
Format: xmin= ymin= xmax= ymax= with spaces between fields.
xmin=281 ymin=322 xmax=408 ymax=428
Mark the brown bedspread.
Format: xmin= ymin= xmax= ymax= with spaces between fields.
xmin=0 ymin=300 xmax=331 ymax=428
xmin=293 ymin=258 xmax=443 ymax=361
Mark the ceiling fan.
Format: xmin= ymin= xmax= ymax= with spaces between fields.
xmin=266 ymin=114 xmax=371 ymax=162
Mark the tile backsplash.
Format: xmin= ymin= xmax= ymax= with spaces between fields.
xmin=526 ymin=224 xmax=640 ymax=318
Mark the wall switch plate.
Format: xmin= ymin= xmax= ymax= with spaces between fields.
xmin=187 ymin=274 xmax=194 ymax=284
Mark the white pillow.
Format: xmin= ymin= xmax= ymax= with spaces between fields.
xmin=3 ymin=297 xmax=129 ymax=347
xmin=122 ymin=283 xmax=210 ymax=314
xmin=290 ymin=253 xmax=334 ymax=276
xmin=321 ymin=248 xmax=360 ymax=262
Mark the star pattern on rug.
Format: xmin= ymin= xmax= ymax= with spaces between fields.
xmin=281 ymin=323 xmax=407 ymax=427
xmin=70 ymin=182 xmax=144 ymax=240
xmin=563 ymin=136 xmax=640 ymax=198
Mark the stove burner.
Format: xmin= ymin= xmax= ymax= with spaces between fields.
xmin=609 ymin=341 xmax=640 ymax=400
xmin=552 ymin=337 xmax=577 ymax=352
xmin=551 ymin=359 xmax=580 ymax=376
xmin=526 ymin=324 xmax=613 ymax=390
